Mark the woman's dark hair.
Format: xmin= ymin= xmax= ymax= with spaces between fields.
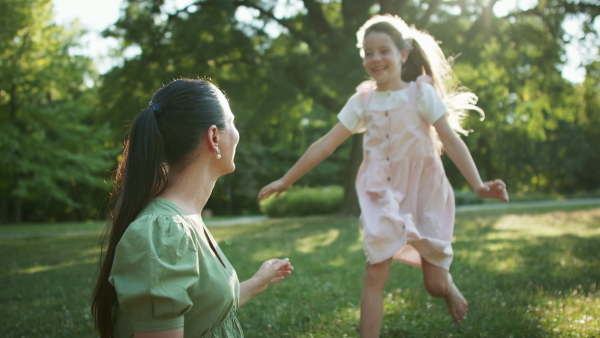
xmin=363 ymin=21 xmax=434 ymax=87
xmin=91 ymin=79 xmax=227 ymax=338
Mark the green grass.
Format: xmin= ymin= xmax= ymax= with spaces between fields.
xmin=0 ymin=220 xmax=106 ymax=235
xmin=1 ymin=205 xmax=599 ymax=337
xmin=0 ymin=216 xmax=255 ymax=236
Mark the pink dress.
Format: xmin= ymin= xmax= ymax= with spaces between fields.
xmin=338 ymin=79 xmax=455 ymax=270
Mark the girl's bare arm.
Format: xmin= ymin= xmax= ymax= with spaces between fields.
xmin=434 ymin=115 xmax=509 ymax=202
xmin=258 ymin=123 xmax=352 ymax=199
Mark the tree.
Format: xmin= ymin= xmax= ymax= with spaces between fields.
xmin=0 ymin=0 xmax=116 ymax=223
xmin=99 ymin=0 xmax=600 ymax=216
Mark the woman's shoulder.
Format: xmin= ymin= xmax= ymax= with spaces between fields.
xmin=126 ymin=199 xmax=193 ymax=239
xmin=135 ymin=198 xmax=185 ymax=218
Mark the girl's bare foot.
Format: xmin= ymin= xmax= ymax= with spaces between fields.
xmin=444 ymin=282 xmax=468 ymax=323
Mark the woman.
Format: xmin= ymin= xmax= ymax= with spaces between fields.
xmin=92 ymin=78 xmax=293 ymax=338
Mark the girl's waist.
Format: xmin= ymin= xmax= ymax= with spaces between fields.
xmin=363 ymin=154 xmax=441 ymax=164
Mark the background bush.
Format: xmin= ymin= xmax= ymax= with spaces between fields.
xmin=260 ymin=185 xmax=343 ymax=217
xmin=260 ymin=186 xmax=498 ymax=217
xmin=454 ymin=190 xmax=484 ymax=206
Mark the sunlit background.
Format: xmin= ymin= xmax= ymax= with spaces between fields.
xmin=53 ymin=0 xmax=597 ymax=82
xmin=4 ymin=0 xmax=600 ymax=223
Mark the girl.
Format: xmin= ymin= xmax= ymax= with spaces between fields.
xmin=258 ymin=15 xmax=508 ymax=336
xmin=92 ymin=79 xmax=293 ymax=338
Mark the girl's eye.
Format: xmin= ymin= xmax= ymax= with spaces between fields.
xmin=381 ymin=49 xmax=389 ymax=54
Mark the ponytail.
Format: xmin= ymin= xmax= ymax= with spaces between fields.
xmin=357 ymin=15 xmax=484 ymax=137
xmin=92 ymin=107 xmax=167 ymax=338
xmin=401 ymin=38 xmax=433 ymax=85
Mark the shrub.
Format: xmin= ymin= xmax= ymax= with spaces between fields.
xmin=454 ymin=190 xmax=483 ymax=206
xmin=260 ymin=185 xmax=343 ymax=217
xmin=260 ymin=187 xmax=500 ymax=217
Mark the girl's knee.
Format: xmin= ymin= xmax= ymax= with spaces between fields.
xmin=423 ymin=277 xmax=448 ymax=298
xmin=421 ymin=259 xmax=452 ymax=297
xmin=364 ymin=260 xmax=391 ymax=286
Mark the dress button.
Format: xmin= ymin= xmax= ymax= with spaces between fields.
xmin=385 ymin=111 xmax=389 ymax=117
xmin=387 ymin=177 xmax=391 ymax=182
xmin=386 ymin=134 xmax=389 ymax=139
xmin=386 ymin=157 xmax=390 ymax=161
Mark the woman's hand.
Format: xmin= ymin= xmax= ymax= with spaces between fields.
xmin=239 ymin=258 xmax=294 ymax=307
xmin=475 ymin=179 xmax=509 ymax=203
xmin=257 ymin=179 xmax=291 ymax=200
xmin=253 ymin=258 xmax=294 ymax=293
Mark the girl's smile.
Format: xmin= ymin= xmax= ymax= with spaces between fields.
xmin=362 ymin=31 xmax=408 ymax=91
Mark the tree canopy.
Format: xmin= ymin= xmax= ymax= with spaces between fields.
xmin=0 ymin=0 xmax=116 ymax=222
xmin=1 ymin=0 xmax=598 ymax=222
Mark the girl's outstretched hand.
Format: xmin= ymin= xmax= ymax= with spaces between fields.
xmin=475 ymin=179 xmax=509 ymax=203
xmin=257 ymin=179 xmax=291 ymax=200
xmin=252 ymin=258 xmax=294 ymax=294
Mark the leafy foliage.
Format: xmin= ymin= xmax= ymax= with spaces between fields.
xmin=0 ymin=0 xmax=117 ymax=222
xmin=96 ymin=0 xmax=599 ymax=218
xmin=2 ymin=0 xmax=599 ymax=221
xmin=259 ymin=185 xmax=343 ymax=217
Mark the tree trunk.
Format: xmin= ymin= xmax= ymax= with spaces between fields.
xmin=1 ymin=194 xmax=8 ymax=224
xmin=226 ymin=175 xmax=233 ymax=216
xmin=15 ymin=195 xmax=22 ymax=224
xmin=339 ymin=133 xmax=363 ymax=216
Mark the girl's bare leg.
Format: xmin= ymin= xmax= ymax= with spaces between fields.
xmin=421 ymin=258 xmax=468 ymax=323
xmin=360 ymin=258 xmax=392 ymax=338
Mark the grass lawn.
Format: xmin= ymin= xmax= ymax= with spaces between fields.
xmin=0 ymin=206 xmax=598 ymax=337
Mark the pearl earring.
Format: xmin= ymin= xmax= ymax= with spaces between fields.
xmin=217 ymin=153 xmax=222 ymax=159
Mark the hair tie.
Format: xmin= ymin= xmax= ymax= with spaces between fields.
xmin=149 ymin=103 xmax=161 ymax=113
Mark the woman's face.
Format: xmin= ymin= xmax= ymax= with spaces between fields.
xmin=216 ymin=94 xmax=239 ymax=174
xmin=362 ymin=31 xmax=406 ymax=90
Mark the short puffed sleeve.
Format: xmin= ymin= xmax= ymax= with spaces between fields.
xmin=337 ymin=92 xmax=366 ymax=134
xmin=417 ymin=82 xmax=447 ymax=124
xmin=109 ymin=214 xmax=199 ymax=333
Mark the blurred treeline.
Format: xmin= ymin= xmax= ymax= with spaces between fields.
xmin=1 ymin=0 xmax=599 ymax=223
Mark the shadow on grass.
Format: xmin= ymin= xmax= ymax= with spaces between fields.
xmin=222 ymin=210 xmax=600 ymax=337
xmin=0 ymin=234 xmax=103 ymax=337
xmin=216 ymin=216 xmax=365 ymax=337
xmin=414 ymin=209 xmax=600 ymax=337
xmin=1 ymin=208 xmax=598 ymax=337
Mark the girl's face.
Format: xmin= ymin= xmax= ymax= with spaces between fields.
xmin=362 ymin=31 xmax=407 ymax=90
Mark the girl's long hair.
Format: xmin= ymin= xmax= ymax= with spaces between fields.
xmin=91 ymin=79 xmax=226 ymax=338
xmin=357 ymin=14 xmax=484 ymax=136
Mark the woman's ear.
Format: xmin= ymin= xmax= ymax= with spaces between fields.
xmin=205 ymin=125 xmax=220 ymax=155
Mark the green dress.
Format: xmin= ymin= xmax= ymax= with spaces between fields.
xmin=109 ymin=199 xmax=244 ymax=337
